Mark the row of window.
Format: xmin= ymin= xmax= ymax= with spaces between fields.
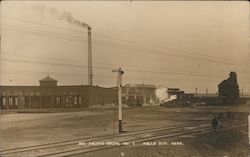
xmin=2 ymin=97 xmax=18 ymax=106
xmin=1 ymin=96 xmax=82 ymax=106
xmin=0 ymin=91 xmax=80 ymax=96
xmin=58 ymin=96 xmax=82 ymax=105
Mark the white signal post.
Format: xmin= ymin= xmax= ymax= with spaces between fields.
xmin=248 ymin=94 xmax=250 ymax=145
xmin=112 ymin=67 xmax=124 ymax=133
xmin=248 ymin=104 xmax=250 ymax=145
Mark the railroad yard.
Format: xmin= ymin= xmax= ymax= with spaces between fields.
xmin=0 ymin=105 xmax=249 ymax=157
xmin=1 ymin=1 xmax=249 ymax=157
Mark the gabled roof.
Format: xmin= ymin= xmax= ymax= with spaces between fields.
xmin=39 ymin=76 xmax=57 ymax=82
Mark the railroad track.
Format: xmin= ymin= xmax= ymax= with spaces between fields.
xmin=0 ymin=121 xmax=207 ymax=156
xmin=0 ymin=120 xmax=246 ymax=157
xmin=36 ymin=122 xmax=247 ymax=157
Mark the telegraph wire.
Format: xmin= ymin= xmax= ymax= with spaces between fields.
xmin=2 ymin=23 xmax=85 ymax=41
xmin=1 ymin=22 xmax=250 ymax=80
xmin=2 ymin=58 xmax=88 ymax=68
xmin=2 ymin=15 xmax=249 ymax=65
xmin=1 ymin=16 xmax=87 ymax=34
xmin=2 ymin=70 xmax=82 ymax=78
xmin=2 ymin=58 xmax=250 ymax=80
xmin=2 ymin=23 xmax=246 ymax=67
xmin=3 ymin=71 xmax=250 ymax=84
xmin=0 ymin=57 xmax=229 ymax=78
xmin=2 ymin=24 xmax=250 ymax=69
xmin=2 ymin=69 xmax=114 ymax=78
xmin=93 ymin=41 xmax=250 ymax=67
xmin=2 ymin=22 xmax=250 ymax=68
xmin=2 ymin=51 xmax=250 ymax=79
xmin=2 ymin=52 xmax=84 ymax=63
xmin=2 ymin=51 xmax=249 ymax=80
xmin=4 ymin=52 xmax=246 ymax=80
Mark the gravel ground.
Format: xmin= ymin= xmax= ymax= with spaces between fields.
xmin=81 ymin=126 xmax=250 ymax=157
xmin=0 ymin=105 xmax=248 ymax=156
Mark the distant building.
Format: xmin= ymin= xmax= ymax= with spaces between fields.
xmin=218 ymin=72 xmax=240 ymax=98
xmin=122 ymin=84 xmax=158 ymax=106
xmin=121 ymin=84 xmax=193 ymax=106
xmin=0 ymin=76 xmax=117 ymax=110
xmin=167 ymin=88 xmax=184 ymax=99
xmin=218 ymin=71 xmax=240 ymax=104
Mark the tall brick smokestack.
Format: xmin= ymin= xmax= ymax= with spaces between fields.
xmin=58 ymin=11 xmax=93 ymax=85
xmin=88 ymin=27 xmax=93 ymax=86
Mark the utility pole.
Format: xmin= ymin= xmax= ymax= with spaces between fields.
xmin=195 ymin=88 xmax=198 ymax=97
xmin=112 ymin=67 xmax=124 ymax=133
xmin=0 ymin=34 xmax=1 ymax=86
xmin=249 ymin=113 xmax=250 ymax=145
xmin=206 ymin=88 xmax=208 ymax=97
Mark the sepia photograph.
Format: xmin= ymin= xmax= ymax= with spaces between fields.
xmin=0 ymin=1 xmax=250 ymax=157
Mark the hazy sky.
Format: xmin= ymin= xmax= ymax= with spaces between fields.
xmin=0 ymin=1 xmax=249 ymax=94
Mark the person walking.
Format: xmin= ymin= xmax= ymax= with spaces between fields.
xmin=211 ymin=116 xmax=219 ymax=132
